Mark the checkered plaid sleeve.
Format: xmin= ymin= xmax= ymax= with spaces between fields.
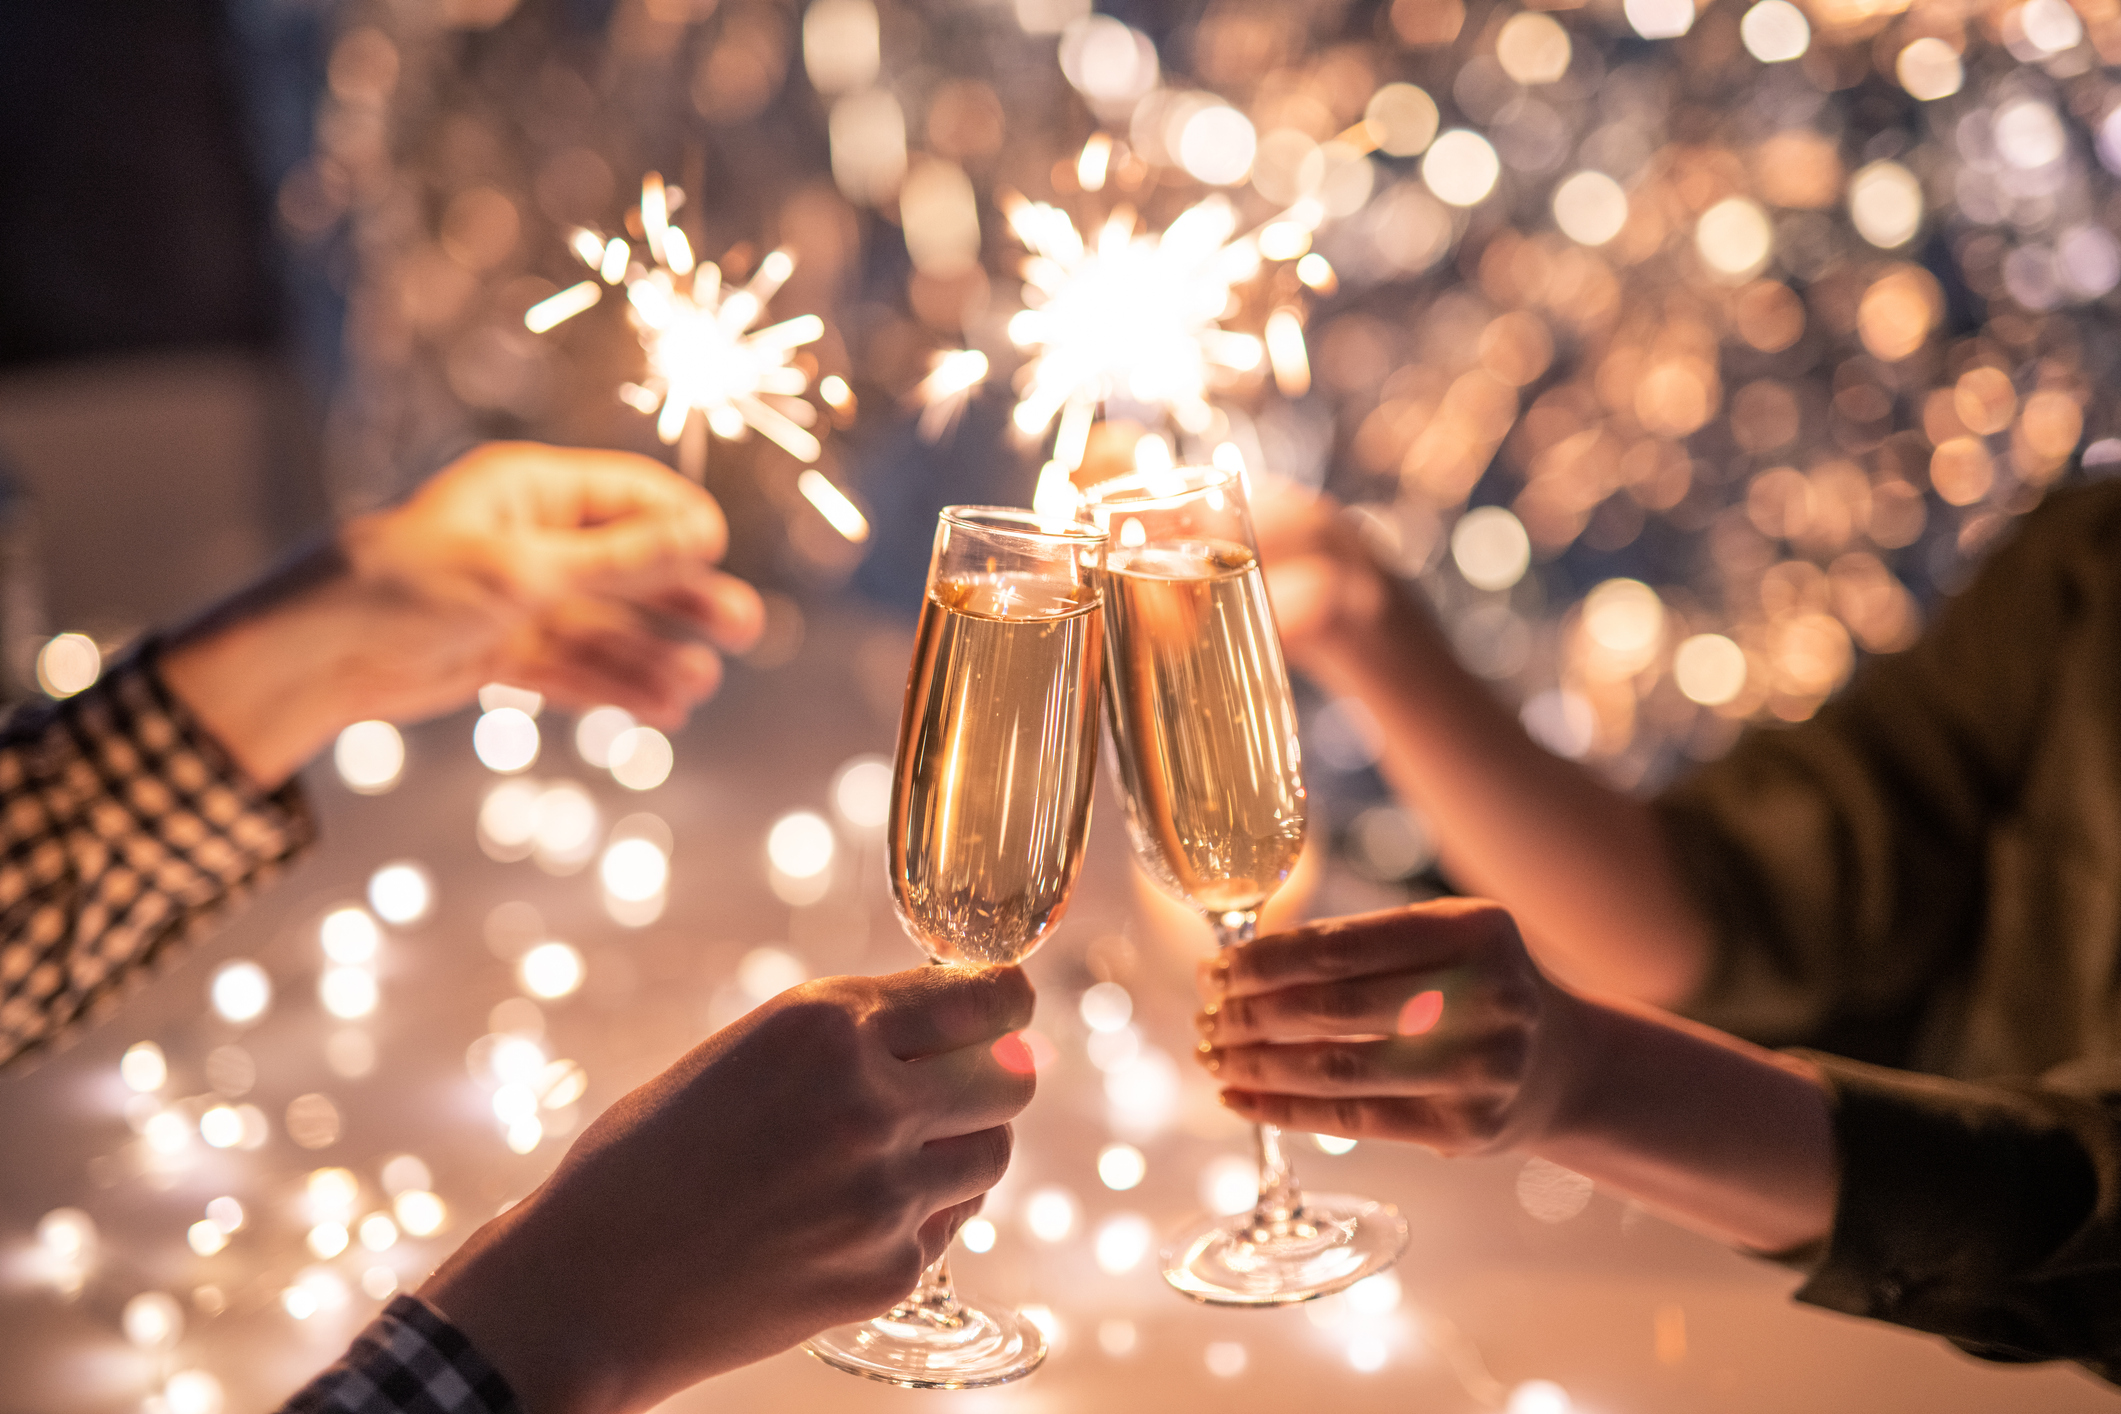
xmin=0 ymin=644 xmax=315 ymax=1070
xmin=279 ymin=1295 xmax=521 ymax=1414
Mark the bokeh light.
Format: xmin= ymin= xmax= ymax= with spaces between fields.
xmin=1422 ymin=130 xmax=1500 ymax=208
xmin=367 ymin=863 xmax=433 ymax=924
xmin=334 ymin=721 xmax=404 ymax=794
xmin=209 ymin=961 xmax=272 ymax=1026
xmin=472 ymin=707 xmax=540 ymax=773
xmin=518 ymin=941 xmax=585 ymax=1000
xmin=1552 ymin=171 xmax=1627 ymax=248
xmin=36 ymin=634 xmax=101 ymax=698
xmin=607 ymin=726 xmax=674 ymax=791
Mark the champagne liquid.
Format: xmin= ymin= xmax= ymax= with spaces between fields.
xmin=890 ymin=573 xmax=1103 ymax=966
xmin=1102 ymin=541 xmax=1306 ymax=914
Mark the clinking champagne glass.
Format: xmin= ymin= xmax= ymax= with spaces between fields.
xmin=1082 ymin=462 xmax=1410 ymax=1307
xmin=804 ymin=507 xmax=1107 ymax=1388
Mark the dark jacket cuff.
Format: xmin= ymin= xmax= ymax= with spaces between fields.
xmin=1789 ymin=1051 xmax=2121 ymax=1376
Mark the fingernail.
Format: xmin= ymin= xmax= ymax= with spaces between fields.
xmin=1193 ymin=1006 xmax=1220 ymax=1040
xmin=1205 ymin=956 xmax=1231 ymax=999
xmin=1196 ymin=1043 xmax=1222 ymax=1074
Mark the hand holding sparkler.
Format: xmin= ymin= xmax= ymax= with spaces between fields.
xmin=161 ymin=442 xmax=763 ymax=787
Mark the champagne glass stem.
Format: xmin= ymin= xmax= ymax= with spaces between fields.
xmin=889 ymin=1252 xmax=962 ymax=1323
xmin=1211 ymin=910 xmax=1305 ymax=1230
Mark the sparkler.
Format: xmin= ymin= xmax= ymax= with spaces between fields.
xmin=997 ymin=139 xmax=1326 ymax=472
xmin=526 ymin=173 xmax=828 ymax=485
xmin=1003 ymin=189 xmax=1279 ymax=471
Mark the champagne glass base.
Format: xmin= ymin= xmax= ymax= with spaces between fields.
xmin=803 ymin=1299 xmax=1048 ymax=1389
xmin=1159 ymin=1193 xmax=1410 ymax=1306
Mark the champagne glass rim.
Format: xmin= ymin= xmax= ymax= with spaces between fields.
xmin=1077 ymin=464 xmax=1238 ymax=511
xmin=939 ymin=505 xmax=1107 ymax=543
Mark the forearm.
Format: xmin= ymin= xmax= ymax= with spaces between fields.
xmin=1535 ymin=992 xmax=1836 ymax=1254
xmin=1307 ymin=590 xmax=1709 ymax=1004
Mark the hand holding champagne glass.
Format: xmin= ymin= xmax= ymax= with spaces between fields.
xmin=1083 ymin=462 xmax=1409 ymax=1306
xmin=804 ymin=507 xmax=1106 ymax=1387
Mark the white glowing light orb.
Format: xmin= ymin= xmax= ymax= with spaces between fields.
xmin=493 ymin=1084 xmax=539 ymax=1126
xmin=199 ymin=1106 xmax=243 ymax=1149
xmin=832 ymin=755 xmax=893 ymax=830
xmin=367 ymin=863 xmax=433 ymax=925
xmin=600 ymin=838 xmax=669 ymax=903
xmin=123 ymin=1291 xmax=183 ymax=1349
xmin=37 ymin=634 xmax=101 ymax=697
xmin=1508 ymin=1380 xmax=1573 ymax=1414
xmin=121 ymin=1042 xmax=167 ymax=1093
xmin=1421 ymin=130 xmax=1500 ymax=207
xmin=737 ymin=946 xmax=808 ymax=1002
xmin=308 ymin=1167 xmax=359 ymax=1217
xmin=1104 ymin=1047 xmax=1181 ymax=1135
xmin=381 ymin=1155 xmax=432 ymax=1197
xmin=506 ymin=1117 xmax=545 ymax=1153
xmin=281 ymin=1286 xmax=318 ymax=1320
xmin=320 ymin=907 xmax=381 ymax=964
xmin=2016 ymin=0 xmax=2084 ymax=55
xmin=1316 ymin=1133 xmax=1360 ymax=1155
xmin=38 ymin=1208 xmax=95 ymax=1260
xmin=767 ymin=811 xmax=836 ymax=879
xmin=1079 ymin=982 xmax=1134 ymax=1033
xmin=1584 ymin=579 xmax=1666 ymax=671
xmin=573 ymin=706 xmax=636 ymax=768
xmin=1451 ymin=507 xmax=1532 ymax=591
xmin=358 ymin=1212 xmax=399 ymax=1251
xmin=362 ymin=1267 xmax=399 ymax=1301
xmin=1624 ymin=0 xmax=1694 ymax=38
xmin=518 ymin=941 xmax=585 ymax=1000
xmin=1177 ymin=105 xmax=1257 ymax=186
xmin=308 ymin=1222 xmax=350 ymax=1259
xmin=144 ymin=1110 xmax=191 ymax=1155
xmin=1850 ymin=161 xmax=1923 ymax=249
xmin=473 ymin=708 xmax=540 ymax=773
xmin=531 ymin=783 xmax=601 ymax=868
xmin=1996 ymin=99 xmax=2067 ymax=170
xmin=1093 ymin=1213 xmax=1154 ymax=1273
xmin=1696 ymin=197 xmax=1773 ymax=279
xmin=1740 ymin=0 xmax=1809 ymax=61
xmin=1347 ymin=1271 xmax=1403 ymax=1315
xmin=1674 ymin=633 xmax=1748 ymax=706
xmin=187 ymin=1220 xmax=228 ymax=1256
xmin=1348 ymin=1336 xmax=1389 ymax=1373
xmin=1364 ymin=83 xmax=1439 ymax=158
xmin=1896 ymin=37 xmax=1963 ymax=101
xmin=959 ymin=1217 xmax=997 ymax=1253
xmin=1201 ymin=1153 xmax=1259 ymax=1216
xmin=1205 ymin=1341 xmax=1248 ymax=1378
xmin=1059 ymin=15 xmax=1158 ymax=106
xmin=320 ymin=967 xmax=379 ymax=1020
xmin=478 ymin=781 xmax=541 ymax=859
xmin=1552 ymin=171 xmax=1628 ymax=247
xmin=1024 ymin=1185 xmax=1079 ymax=1242
xmin=164 ymin=1371 xmax=224 ymax=1414
xmin=395 ymin=1190 xmax=446 ymax=1237
xmin=334 ymin=720 xmax=405 ymax=794
xmin=207 ymin=1196 xmax=243 ymax=1232
xmin=1496 ymin=12 xmax=1572 ymax=84
xmin=601 ymin=726 xmax=671 ymax=791
xmin=210 ymin=960 xmax=271 ymax=1026
xmin=1097 ymin=1141 xmax=1147 ymax=1191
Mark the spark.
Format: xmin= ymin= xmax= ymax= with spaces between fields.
xmin=914 ymin=348 xmax=990 ymax=442
xmin=528 ymin=174 xmax=829 ymax=476
xmin=796 ymin=469 xmax=870 ymax=542
xmin=1001 ymin=145 xmax=1308 ymax=470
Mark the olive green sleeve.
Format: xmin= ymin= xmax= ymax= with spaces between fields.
xmin=1650 ymin=485 xmax=2121 ymax=1052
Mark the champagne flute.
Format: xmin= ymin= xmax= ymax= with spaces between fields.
xmin=804 ymin=506 xmax=1107 ymax=1388
xmin=1082 ymin=463 xmax=1410 ymax=1307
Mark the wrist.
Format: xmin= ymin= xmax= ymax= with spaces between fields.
xmin=420 ymin=1207 xmax=627 ymax=1414
xmin=159 ymin=537 xmax=372 ymax=788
